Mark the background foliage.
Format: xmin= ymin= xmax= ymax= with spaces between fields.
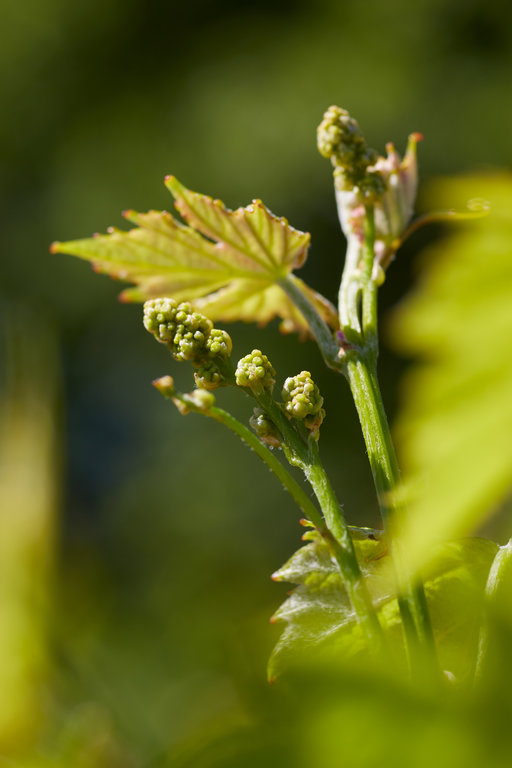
xmin=1 ymin=0 xmax=511 ymax=764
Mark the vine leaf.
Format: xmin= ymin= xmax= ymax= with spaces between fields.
xmin=388 ymin=174 xmax=512 ymax=576
xmin=269 ymin=531 xmax=392 ymax=681
xmin=51 ymin=176 xmax=337 ymax=336
xmin=269 ymin=531 xmax=497 ymax=681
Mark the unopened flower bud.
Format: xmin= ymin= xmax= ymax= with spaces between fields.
xmin=194 ymin=360 xmax=225 ymax=390
xmin=235 ymin=349 xmax=276 ymax=393
xmin=249 ymin=408 xmax=281 ymax=448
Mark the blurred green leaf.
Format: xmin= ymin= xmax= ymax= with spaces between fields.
xmin=389 ymin=174 xmax=512 ymax=574
xmin=425 ymin=537 xmax=498 ymax=680
xmin=0 ymin=308 xmax=59 ymax=751
xmin=270 ymin=529 xmax=497 ymax=682
xmin=52 ymin=176 xmax=337 ymax=336
xmin=269 ymin=531 xmax=393 ymax=681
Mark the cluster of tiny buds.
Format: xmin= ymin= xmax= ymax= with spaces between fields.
xmin=235 ymin=349 xmax=276 ymax=393
xmin=317 ymin=105 xmax=385 ymax=202
xmin=206 ymin=328 xmax=232 ymax=359
xmin=282 ymin=371 xmax=325 ymax=437
xmin=194 ymin=360 xmax=224 ymax=391
xmin=143 ymin=298 xmax=233 ymax=388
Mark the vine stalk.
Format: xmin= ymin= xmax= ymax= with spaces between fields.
xmin=282 ymin=200 xmax=439 ymax=677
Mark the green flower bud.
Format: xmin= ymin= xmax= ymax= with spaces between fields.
xmin=317 ymin=106 xmax=365 ymax=164
xmin=249 ymin=408 xmax=281 ymax=448
xmin=143 ymin=298 xmax=214 ymax=364
xmin=187 ymin=388 xmax=216 ymax=412
xmin=172 ymin=388 xmax=216 ymax=416
xmin=318 ymin=107 xmax=421 ymax=267
xmin=206 ymin=328 xmax=232 ymax=359
xmin=282 ymin=371 xmax=324 ymax=421
xmin=303 ymin=407 xmax=325 ymax=440
xmin=143 ymin=297 xmax=180 ymax=341
xmin=152 ymin=375 xmax=176 ymax=398
xmin=235 ymin=349 xmax=276 ymax=393
xmin=317 ymin=106 xmax=375 ymax=188
xmin=194 ymin=360 xmax=225 ymax=391
xmin=171 ymin=304 xmax=213 ymax=362
xmin=358 ymin=170 xmax=387 ymax=203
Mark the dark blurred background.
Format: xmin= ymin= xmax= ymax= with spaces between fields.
xmin=1 ymin=0 xmax=511 ymax=764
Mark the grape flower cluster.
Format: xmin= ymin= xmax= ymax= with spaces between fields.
xmin=282 ymin=370 xmax=325 ymax=437
xmin=317 ymin=105 xmax=420 ymax=267
xmin=235 ymin=349 xmax=276 ymax=394
xmin=143 ymin=298 xmax=232 ymax=389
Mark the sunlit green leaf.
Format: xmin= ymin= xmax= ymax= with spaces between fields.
xmin=388 ymin=174 xmax=512 ymax=575
xmin=269 ymin=532 xmax=497 ymax=681
xmin=51 ymin=177 xmax=337 ymax=336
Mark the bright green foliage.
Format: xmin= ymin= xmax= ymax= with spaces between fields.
xmin=389 ymin=174 xmax=512 ymax=576
xmin=51 ymin=177 xmax=338 ymax=337
xmin=270 ymin=531 xmax=497 ymax=681
xmin=282 ymin=370 xmax=325 ymax=435
xmin=235 ymin=349 xmax=276 ymax=393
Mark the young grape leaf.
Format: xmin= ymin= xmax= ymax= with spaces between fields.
xmin=269 ymin=531 xmax=497 ymax=682
xmin=51 ymin=177 xmax=337 ymax=336
xmin=269 ymin=531 xmax=394 ymax=681
xmin=388 ymin=174 xmax=512 ymax=576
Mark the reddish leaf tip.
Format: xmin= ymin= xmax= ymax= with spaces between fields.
xmin=49 ymin=241 xmax=61 ymax=253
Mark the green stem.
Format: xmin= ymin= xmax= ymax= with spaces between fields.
xmin=361 ymin=203 xmax=376 ymax=280
xmin=253 ymin=389 xmax=382 ymax=644
xmin=346 ymin=347 xmax=438 ymax=675
xmin=278 ymin=275 xmax=340 ymax=369
xmin=302 ymin=441 xmax=382 ymax=644
xmin=335 ymin=203 xmax=437 ymax=676
xmin=281 ymin=199 xmax=437 ymax=673
xmin=338 ymin=238 xmax=364 ymax=346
